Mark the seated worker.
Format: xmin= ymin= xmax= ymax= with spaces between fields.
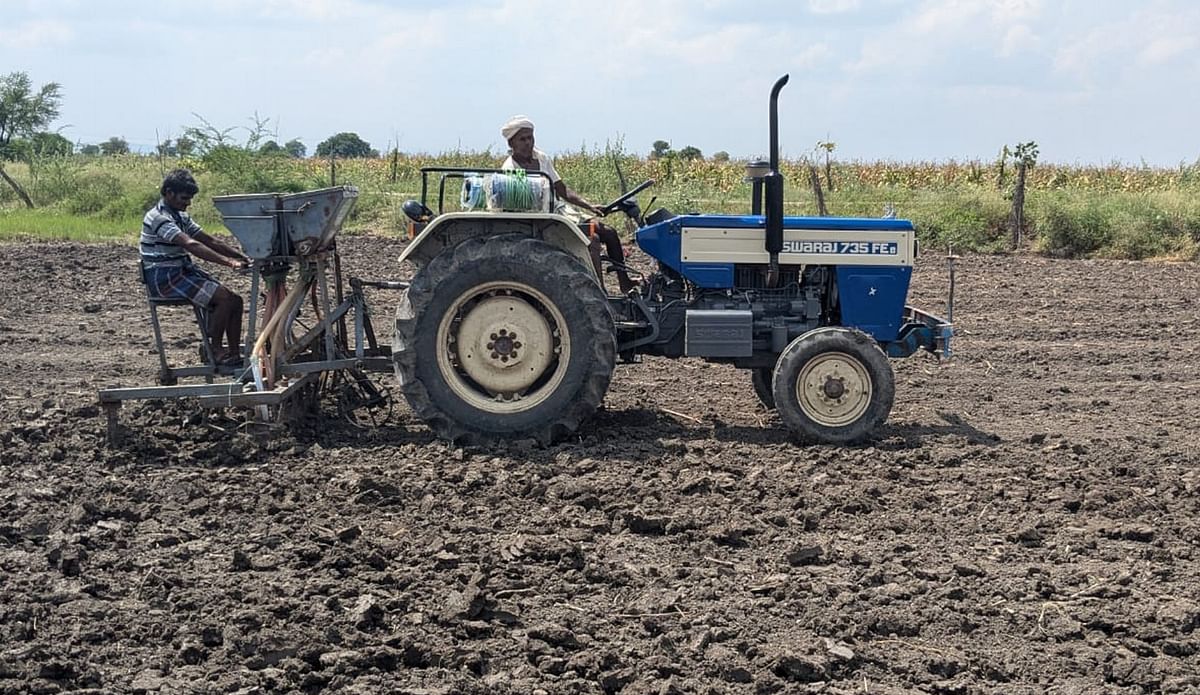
xmin=141 ymin=169 xmax=251 ymax=366
xmin=500 ymin=115 xmax=636 ymax=294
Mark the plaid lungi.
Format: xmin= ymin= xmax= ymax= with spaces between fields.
xmin=144 ymin=262 xmax=220 ymax=308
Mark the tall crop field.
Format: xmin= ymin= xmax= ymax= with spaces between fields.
xmin=2 ymin=151 xmax=1200 ymax=259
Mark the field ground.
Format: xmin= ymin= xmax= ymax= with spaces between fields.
xmin=1 ymin=236 xmax=1199 ymax=693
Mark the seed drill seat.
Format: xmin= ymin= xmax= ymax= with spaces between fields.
xmin=138 ymin=257 xmax=218 ymax=386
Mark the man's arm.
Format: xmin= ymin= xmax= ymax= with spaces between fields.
xmin=553 ymin=180 xmax=602 ymax=216
xmin=193 ymin=229 xmax=250 ymax=264
xmin=178 ymin=232 xmax=246 ymax=268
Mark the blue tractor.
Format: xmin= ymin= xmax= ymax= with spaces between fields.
xmin=394 ymin=75 xmax=952 ymax=445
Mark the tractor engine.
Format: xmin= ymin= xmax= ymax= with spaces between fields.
xmin=628 ymin=264 xmax=836 ymax=361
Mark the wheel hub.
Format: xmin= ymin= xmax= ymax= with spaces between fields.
xmin=822 ymin=376 xmax=846 ymax=400
xmin=454 ymin=296 xmax=554 ymax=398
xmin=796 ymin=352 xmax=872 ymax=427
xmin=488 ymin=330 xmax=521 ymax=360
xmin=436 ymin=283 xmax=571 ymax=415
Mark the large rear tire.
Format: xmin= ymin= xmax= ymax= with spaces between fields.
xmin=772 ymin=327 xmax=894 ymax=444
xmin=393 ymin=236 xmax=616 ymax=444
xmin=751 ymin=368 xmax=775 ymax=410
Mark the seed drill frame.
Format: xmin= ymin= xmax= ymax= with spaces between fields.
xmin=98 ymin=187 xmax=400 ymax=441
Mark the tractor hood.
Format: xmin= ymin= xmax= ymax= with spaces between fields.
xmin=637 ymin=213 xmax=917 ymax=287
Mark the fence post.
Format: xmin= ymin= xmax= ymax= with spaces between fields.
xmin=1010 ymin=162 xmax=1026 ymax=249
xmin=330 ymin=153 xmax=336 ymax=187
xmin=808 ymin=164 xmax=828 ymax=216
xmin=1007 ymin=142 xmax=1038 ymax=250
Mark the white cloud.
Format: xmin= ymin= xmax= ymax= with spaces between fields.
xmin=1053 ymin=6 xmax=1200 ymax=86
xmin=0 ymin=19 xmax=74 ymax=50
xmin=846 ymin=0 xmax=1048 ymax=74
xmin=5 ymin=0 xmax=1199 ymax=163
xmin=808 ymin=0 xmax=861 ymax=14
xmin=1000 ymin=24 xmax=1038 ymax=57
xmin=1139 ymin=35 xmax=1197 ymax=66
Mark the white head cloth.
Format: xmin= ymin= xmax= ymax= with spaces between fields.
xmin=501 ymin=115 xmax=535 ymax=141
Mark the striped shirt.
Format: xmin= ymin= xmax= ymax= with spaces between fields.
xmin=140 ymin=199 xmax=202 ymax=267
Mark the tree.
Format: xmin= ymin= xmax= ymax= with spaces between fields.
xmin=30 ymin=131 xmax=72 ymax=157
xmin=99 ymin=136 xmax=130 ymax=155
xmin=284 ymin=138 xmax=306 ymax=158
xmin=650 ymin=140 xmax=671 ymax=159
xmin=315 ymin=132 xmax=376 ymax=158
xmin=79 ymin=143 xmax=100 ymax=156
xmin=711 ymin=151 xmax=730 ymax=162
xmin=258 ymin=139 xmax=283 ymax=155
xmin=0 ymin=71 xmax=63 ymax=208
xmin=175 ymin=134 xmax=196 ymax=156
xmin=816 ymin=140 xmax=836 ymax=191
xmin=156 ymin=139 xmax=177 ymax=157
xmin=678 ymin=145 xmax=703 ymax=161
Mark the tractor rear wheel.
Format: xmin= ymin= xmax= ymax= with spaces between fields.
xmin=751 ymin=368 xmax=775 ymax=410
xmin=393 ymin=235 xmax=616 ymax=444
xmin=772 ymin=327 xmax=894 ymax=444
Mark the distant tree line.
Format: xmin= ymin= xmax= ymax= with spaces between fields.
xmin=650 ymin=139 xmax=727 ymax=162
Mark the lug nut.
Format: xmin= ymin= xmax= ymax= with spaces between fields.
xmin=501 ymin=355 xmax=509 ymax=362
xmin=486 ymin=342 xmax=494 ymax=350
xmin=490 ymin=333 xmax=498 ymax=340
xmin=499 ymin=329 xmax=508 ymax=336
xmin=491 ymin=351 xmax=500 ymax=359
xmin=513 ymin=341 xmax=522 ymax=349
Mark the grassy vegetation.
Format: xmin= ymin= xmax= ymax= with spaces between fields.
xmin=2 ymin=151 xmax=1200 ymax=260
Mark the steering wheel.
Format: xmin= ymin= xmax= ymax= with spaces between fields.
xmin=597 ymin=179 xmax=655 ymax=217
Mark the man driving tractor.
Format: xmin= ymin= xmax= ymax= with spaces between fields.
xmin=499 ymin=115 xmax=636 ymax=295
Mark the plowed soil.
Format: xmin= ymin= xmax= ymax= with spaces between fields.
xmin=1 ymin=236 xmax=1198 ymax=694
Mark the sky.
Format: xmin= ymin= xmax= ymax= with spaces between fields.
xmin=4 ymin=0 xmax=1200 ymax=165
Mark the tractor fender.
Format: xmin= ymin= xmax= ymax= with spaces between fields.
xmin=398 ymin=211 xmax=595 ymax=276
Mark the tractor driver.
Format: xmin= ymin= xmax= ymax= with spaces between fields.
xmin=500 ymin=115 xmax=636 ymax=295
xmin=141 ymin=168 xmax=251 ymax=367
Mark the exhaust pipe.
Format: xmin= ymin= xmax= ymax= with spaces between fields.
xmin=764 ymin=74 xmax=788 ymax=288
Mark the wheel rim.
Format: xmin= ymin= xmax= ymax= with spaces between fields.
xmin=436 ymin=281 xmax=568 ymax=414
xmin=795 ymin=351 xmax=872 ymax=427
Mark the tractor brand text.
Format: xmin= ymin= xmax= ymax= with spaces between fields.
xmin=781 ymin=240 xmax=899 ymax=256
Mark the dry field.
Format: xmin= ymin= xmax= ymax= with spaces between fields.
xmin=1 ymin=237 xmax=1198 ymax=694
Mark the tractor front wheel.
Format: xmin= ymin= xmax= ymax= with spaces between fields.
xmin=393 ymin=235 xmax=616 ymax=444
xmin=772 ymin=327 xmax=895 ymax=444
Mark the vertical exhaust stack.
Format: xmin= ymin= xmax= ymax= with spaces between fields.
xmin=764 ymin=74 xmax=789 ymax=288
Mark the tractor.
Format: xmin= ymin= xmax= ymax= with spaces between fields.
xmin=393 ymin=75 xmax=952 ymax=445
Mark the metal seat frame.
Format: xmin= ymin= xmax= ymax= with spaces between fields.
xmin=139 ymin=259 xmax=217 ymax=385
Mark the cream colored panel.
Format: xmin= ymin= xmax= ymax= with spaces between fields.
xmin=680 ymin=227 xmax=913 ymax=266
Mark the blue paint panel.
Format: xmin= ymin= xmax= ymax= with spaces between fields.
xmin=637 ymin=217 xmax=682 ymax=271
xmin=836 ymin=266 xmax=912 ymax=341
xmin=678 ymin=263 xmax=735 ymax=288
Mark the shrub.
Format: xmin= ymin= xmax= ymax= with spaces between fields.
xmin=909 ymin=190 xmax=1010 ymax=253
xmin=66 ymin=172 xmax=124 ymax=214
xmin=1031 ymin=195 xmax=1113 ymax=257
